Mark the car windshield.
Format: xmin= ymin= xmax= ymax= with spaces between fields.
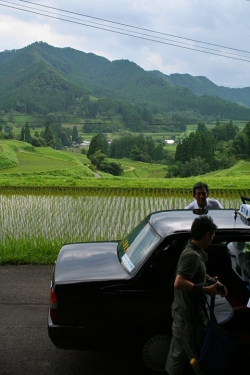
xmin=117 ymin=219 xmax=161 ymax=274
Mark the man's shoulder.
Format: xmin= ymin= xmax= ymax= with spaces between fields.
xmin=208 ymin=198 xmax=219 ymax=203
xmin=185 ymin=201 xmax=197 ymax=209
xmin=181 ymin=242 xmax=200 ymax=257
xmin=207 ymin=198 xmax=223 ymax=208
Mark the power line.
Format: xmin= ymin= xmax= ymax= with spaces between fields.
xmin=0 ymin=0 xmax=250 ymax=62
xmin=1 ymin=1 xmax=246 ymax=59
xmin=14 ymin=0 xmax=250 ymax=55
xmin=0 ymin=3 xmax=235 ymax=57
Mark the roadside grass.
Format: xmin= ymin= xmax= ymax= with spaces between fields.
xmin=0 ymin=237 xmax=61 ymax=265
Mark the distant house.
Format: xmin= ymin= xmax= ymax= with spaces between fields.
xmin=165 ymin=140 xmax=175 ymax=144
xmin=80 ymin=141 xmax=91 ymax=147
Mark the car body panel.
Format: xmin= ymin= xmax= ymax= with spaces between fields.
xmin=54 ymin=241 xmax=129 ymax=284
xmin=148 ymin=209 xmax=247 ymax=238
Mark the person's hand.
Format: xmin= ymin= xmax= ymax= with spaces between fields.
xmin=203 ymin=283 xmax=218 ymax=297
xmin=216 ymin=282 xmax=227 ymax=297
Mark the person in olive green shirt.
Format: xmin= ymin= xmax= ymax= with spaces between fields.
xmin=165 ymin=216 xmax=227 ymax=375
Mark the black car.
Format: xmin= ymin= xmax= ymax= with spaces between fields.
xmin=48 ymin=206 xmax=250 ymax=373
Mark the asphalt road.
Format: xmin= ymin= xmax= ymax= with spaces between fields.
xmin=0 ymin=265 xmax=138 ymax=375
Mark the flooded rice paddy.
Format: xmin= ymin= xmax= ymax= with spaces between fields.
xmin=0 ymin=193 xmax=242 ymax=248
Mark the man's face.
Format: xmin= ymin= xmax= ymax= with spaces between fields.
xmin=194 ymin=187 xmax=208 ymax=208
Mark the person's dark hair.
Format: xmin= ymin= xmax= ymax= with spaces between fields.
xmin=191 ymin=216 xmax=217 ymax=240
xmin=193 ymin=182 xmax=209 ymax=196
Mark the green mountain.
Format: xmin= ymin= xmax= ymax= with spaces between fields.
xmin=0 ymin=42 xmax=250 ymax=121
xmin=150 ymin=71 xmax=250 ymax=108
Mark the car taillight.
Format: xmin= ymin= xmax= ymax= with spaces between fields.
xmin=50 ymin=288 xmax=58 ymax=324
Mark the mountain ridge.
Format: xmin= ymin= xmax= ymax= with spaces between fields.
xmin=0 ymin=42 xmax=250 ymax=121
xmin=150 ymin=71 xmax=250 ymax=107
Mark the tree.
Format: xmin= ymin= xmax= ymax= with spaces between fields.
xmin=21 ymin=122 xmax=32 ymax=143
xmin=87 ymin=134 xmax=104 ymax=158
xmin=100 ymin=133 xmax=109 ymax=155
xmin=175 ymin=123 xmax=215 ymax=171
xmin=165 ymin=157 xmax=210 ymax=178
xmin=44 ymin=122 xmax=55 ymax=147
xmin=130 ymin=145 xmax=141 ymax=160
xmin=31 ymin=136 xmax=41 ymax=147
xmin=88 ymin=150 xmax=123 ymax=176
xmin=232 ymin=132 xmax=248 ymax=158
xmin=88 ymin=150 xmax=106 ymax=168
xmin=242 ymin=121 xmax=250 ymax=157
xmin=61 ymin=131 xmax=70 ymax=147
xmin=72 ymin=125 xmax=78 ymax=143
xmin=211 ymin=121 xmax=239 ymax=142
xmin=130 ymin=145 xmax=151 ymax=162
xmin=100 ymin=161 xmax=123 ymax=176
xmin=7 ymin=130 xmax=15 ymax=139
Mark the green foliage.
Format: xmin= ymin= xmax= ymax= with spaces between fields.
xmin=88 ymin=150 xmax=106 ymax=167
xmin=87 ymin=134 xmax=104 ymax=157
xmin=211 ymin=120 xmax=239 ymax=142
xmin=170 ymin=157 xmax=210 ymax=177
xmin=72 ymin=125 xmax=78 ymax=142
xmin=110 ymin=134 xmax=165 ymax=162
xmin=89 ymin=150 xmax=123 ymax=176
xmin=20 ymin=122 xmax=32 ymax=143
xmin=173 ymin=123 xmax=215 ymax=176
xmin=80 ymin=147 xmax=87 ymax=155
xmin=99 ymin=160 xmax=124 ymax=176
xmin=242 ymin=121 xmax=250 ymax=157
xmin=130 ymin=145 xmax=152 ymax=162
xmin=44 ymin=122 xmax=55 ymax=147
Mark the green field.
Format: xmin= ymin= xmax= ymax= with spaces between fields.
xmin=0 ymin=140 xmax=250 ymax=192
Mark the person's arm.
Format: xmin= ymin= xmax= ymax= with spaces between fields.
xmin=174 ymin=274 xmax=195 ymax=292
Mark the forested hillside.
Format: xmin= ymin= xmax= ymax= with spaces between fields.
xmin=150 ymin=72 xmax=250 ymax=108
xmin=1 ymin=42 xmax=250 ymax=125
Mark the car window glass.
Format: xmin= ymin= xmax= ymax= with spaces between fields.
xmin=118 ymin=221 xmax=160 ymax=273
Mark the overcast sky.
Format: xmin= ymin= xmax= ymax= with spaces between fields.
xmin=0 ymin=0 xmax=250 ymax=88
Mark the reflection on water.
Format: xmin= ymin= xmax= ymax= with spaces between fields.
xmin=0 ymin=194 xmax=242 ymax=245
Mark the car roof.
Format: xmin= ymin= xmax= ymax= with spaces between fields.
xmin=148 ymin=209 xmax=250 ymax=238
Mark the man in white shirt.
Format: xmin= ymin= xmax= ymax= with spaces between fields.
xmin=185 ymin=182 xmax=223 ymax=210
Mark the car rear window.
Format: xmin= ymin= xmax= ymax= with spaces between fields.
xmin=117 ymin=219 xmax=160 ymax=274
